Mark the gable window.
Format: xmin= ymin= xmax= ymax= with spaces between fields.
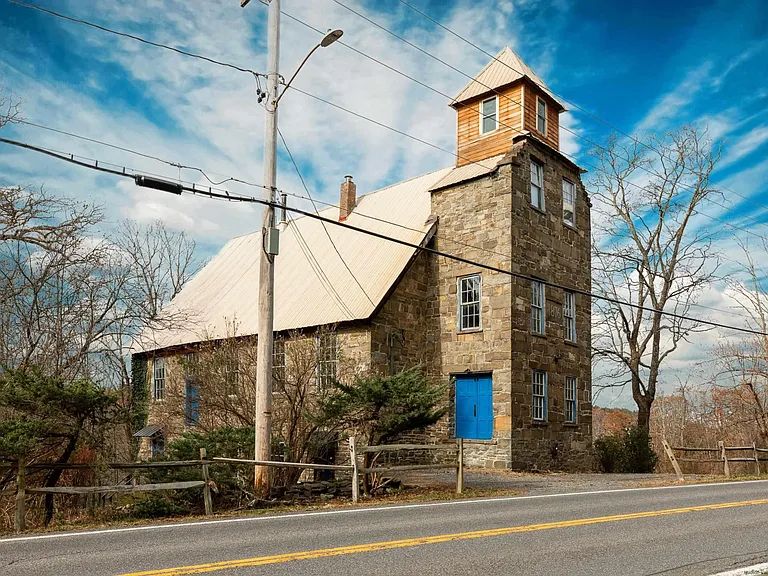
xmin=273 ymin=339 xmax=286 ymax=383
xmin=565 ymin=376 xmax=578 ymax=424
xmin=480 ymin=96 xmax=498 ymax=135
xmin=532 ymin=370 xmax=547 ymax=421
xmin=153 ymin=357 xmax=165 ymax=401
xmin=563 ymin=179 xmax=576 ymax=226
xmin=316 ymin=332 xmax=338 ymax=392
xmin=530 ymin=159 xmax=544 ymax=210
xmin=457 ymin=274 xmax=482 ymax=331
xmin=531 ymin=281 xmax=545 ymax=335
xmin=537 ymin=97 xmax=547 ymax=135
xmin=563 ymin=291 xmax=576 ymax=342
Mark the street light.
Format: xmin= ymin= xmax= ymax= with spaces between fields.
xmin=275 ymin=29 xmax=344 ymax=105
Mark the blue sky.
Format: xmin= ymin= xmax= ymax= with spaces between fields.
xmin=1 ymin=0 xmax=767 ymax=405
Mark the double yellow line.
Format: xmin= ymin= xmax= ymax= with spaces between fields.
xmin=122 ymin=498 xmax=768 ymax=575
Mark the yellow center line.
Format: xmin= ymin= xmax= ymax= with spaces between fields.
xmin=121 ymin=498 xmax=768 ymax=576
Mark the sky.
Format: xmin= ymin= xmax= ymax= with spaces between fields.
xmin=1 ymin=0 xmax=767 ymax=407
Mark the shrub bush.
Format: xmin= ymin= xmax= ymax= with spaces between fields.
xmin=594 ymin=426 xmax=658 ymax=473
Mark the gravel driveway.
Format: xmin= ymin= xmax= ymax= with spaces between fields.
xmin=400 ymin=468 xmax=711 ymax=495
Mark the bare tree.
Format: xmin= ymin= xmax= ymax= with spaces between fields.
xmin=0 ymin=87 xmax=21 ymax=129
xmin=591 ymin=126 xmax=722 ymax=435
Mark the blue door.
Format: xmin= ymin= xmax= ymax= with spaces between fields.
xmin=455 ymin=374 xmax=493 ymax=440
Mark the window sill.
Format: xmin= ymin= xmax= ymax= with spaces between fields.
xmin=531 ymin=332 xmax=547 ymax=339
xmin=563 ymin=221 xmax=577 ymax=230
xmin=564 ymin=339 xmax=578 ymax=347
xmin=457 ymin=438 xmax=497 ymax=445
xmin=531 ymin=420 xmax=549 ymax=426
xmin=530 ymin=204 xmax=546 ymax=216
xmin=457 ymin=328 xmax=483 ymax=335
xmin=563 ymin=422 xmax=579 ymax=428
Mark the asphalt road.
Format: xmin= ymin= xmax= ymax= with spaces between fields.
xmin=3 ymin=480 xmax=768 ymax=576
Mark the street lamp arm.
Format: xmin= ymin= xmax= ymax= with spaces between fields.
xmin=275 ymin=42 xmax=322 ymax=105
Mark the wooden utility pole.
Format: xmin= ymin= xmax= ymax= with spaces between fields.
xmin=253 ymin=0 xmax=281 ymax=498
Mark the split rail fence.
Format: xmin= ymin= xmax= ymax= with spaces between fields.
xmin=2 ymin=437 xmax=464 ymax=533
xmin=661 ymin=438 xmax=768 ymax=481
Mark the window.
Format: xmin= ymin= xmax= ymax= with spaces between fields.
xmin=530 ymin=159 xmax=544 ymax=210
xmin=563 ymin=179 xmax=576 ymax=226
xmin=316 ymin=332 xmax=338 ymax=392
xmin=532 ymin=370 xmax=547 ymax=421
xmin=537 ymin=97 xmax=547 ymax=135
xmin=480 ymin=96 xmax=498 ymax=135
xmin=225 ymin=355 xmax=239 ymax=397
xmin=151 ymin=433 xmax=165 ymax=458
xmin=563 ymin=291 xmax=576 ymax=342
xmin=153 ymin=357 xmax=165 ymax=401
xmin=457 ymin=274 xmax=482 ymax=331
xmin=273 ymin=339 xmax=286 ymax=383
xmin=565 ymin=376 xmax=578 ymax=424
xmin=531 ymin=281 xmax=545 ymax=335
xmin=184 ymin=353 xmax=199 ymax=427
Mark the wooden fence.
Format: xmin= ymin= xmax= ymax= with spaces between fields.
xmin=0 ymin=448 xmax=214 ymax=532
xmin=661 ymin=438 xmax=768 ymax=481
xmin=2 ymin=437 xmax=465 ymax=532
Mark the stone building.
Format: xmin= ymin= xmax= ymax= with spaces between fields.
xmin=132 ymin=47 xmax=592 ymax=469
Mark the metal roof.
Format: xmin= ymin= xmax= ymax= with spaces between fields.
xmin=429 ymin=154 xmax=505 ymax=191
xmin=133 ymin=424 xmax=163 ymax=438
xmin=135 ymin=167 xmax=454 ymax=353
xmin=451 ymin=47 xmax=566 ymax=110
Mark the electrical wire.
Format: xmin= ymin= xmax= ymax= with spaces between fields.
xmin=322 ymin=0 xmax=768 ymax=239
xmin=4 ymin=134 xmax=768 ymax=338
xmin=277 ymin=127 xmax=376 ymax=307
xmin=6 ymin=0 xmax=265 ymax=77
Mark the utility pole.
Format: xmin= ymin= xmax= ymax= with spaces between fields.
xmin=254 ymin=0 xmax=281 ymax=497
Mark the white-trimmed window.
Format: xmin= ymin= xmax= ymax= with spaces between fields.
xmin=458 ymin=274 xmax=482 ymax=331
xmin=565 ymin=376 xmax=578 ymax=424
xmin=532 ymin=370 xmax=547 ymax=421
xmin=273 ymin=339 xmax=286 ymax=383
xmin=153 ymin=357 xmax=165 ymax=401
xmin=316 ymin=332 xmax=338 ymax=392
xmin=563 ymin=291 xmax=576 ymax=342
xmin=531 ymin=281 xmax=545 ymax=335
xmin=537 ymin=97 xmax=547 ymax=135
xmin=531 ymin=159 xmax=544 ymax=210
xmin=480 ymin=96 xmax=498 ymax=135
xmin=563 ymin=179 xmax=576 ymax=226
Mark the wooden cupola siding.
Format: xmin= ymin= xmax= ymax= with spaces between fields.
xmin=455 ymin=80 xmax=561 ymax=167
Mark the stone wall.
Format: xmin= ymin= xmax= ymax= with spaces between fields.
xmin=506 ymin=136 xmax=593 ymax=470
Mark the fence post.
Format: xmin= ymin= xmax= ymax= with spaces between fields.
xmin=753 ymin=442 xmax=760 ymax=476
xmin=349 ymin=436 xmax=359 ymax=504
xmin=14 ymin=461 xmax=26 ymax=532
xmin=661 ymin=437 xmax=684 ymax=481
xmin=719 ymin=441 xmax=730 ymax=478
xmin=200 ymin=448 xmax=213 ymax=516
xmin=456 ymin=437 xmax=464 ymax=495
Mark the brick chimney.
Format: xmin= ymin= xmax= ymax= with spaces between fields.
xmin=339 ymin=175 xmax=356 ymax=221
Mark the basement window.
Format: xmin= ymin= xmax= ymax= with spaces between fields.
xmin=537 ymin=97 xmax=547 ymax=135
xmin=457 ymin=274 xmax=482 ymax=331
xmin=480 ymin=96 xmax=498 ymax=135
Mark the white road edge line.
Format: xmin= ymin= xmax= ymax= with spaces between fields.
xmin=2 ymin=478 xmax=768 ymax=544
xmin=712 ymin=562 xmax=768 ymax=576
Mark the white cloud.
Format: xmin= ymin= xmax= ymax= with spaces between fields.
xmin=719 ymin=125 xmax=768 ymax=169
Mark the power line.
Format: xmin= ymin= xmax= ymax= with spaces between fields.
xmin=278 ymin=127 xmax=375 ymax=307
xmin=7 ymin=0 xmax=265 ymax=77
xmin=395 ymin=0 xmax=768 ymax=216
xmin=4 ymin=134 xmax=768 ymax=338
xmin=324 ymin=0 xmax=768 ymax=240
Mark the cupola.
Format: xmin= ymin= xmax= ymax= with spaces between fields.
xmin=451 ymin=47 xmax=566 ymax=167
